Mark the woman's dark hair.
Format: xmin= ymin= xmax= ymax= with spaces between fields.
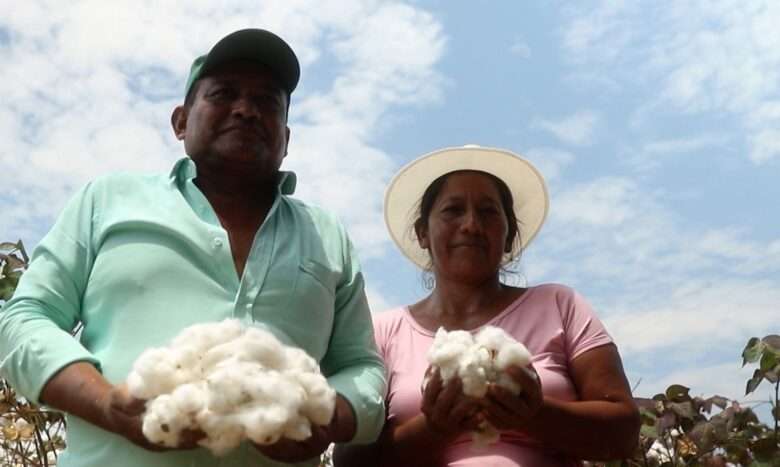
xmin=413 ymin=170 xmax=521 ymax=256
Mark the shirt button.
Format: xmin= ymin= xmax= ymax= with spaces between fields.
xmin=245 ymin=303 xmax=252 ymax=310
xmin=212 ymin=238 xmax=223 ymax=248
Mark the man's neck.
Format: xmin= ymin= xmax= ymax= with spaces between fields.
xmin=193 ymin=166 xmax=279 ymax=232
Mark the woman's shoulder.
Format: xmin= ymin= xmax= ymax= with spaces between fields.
xmin=371 ymin=307 xmax=409 ymax=343
xmin=526 ymin=283 xmax=578 ymax=301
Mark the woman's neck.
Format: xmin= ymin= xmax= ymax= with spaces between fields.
xmin=411 ymin=277 xmax=525 ymax=331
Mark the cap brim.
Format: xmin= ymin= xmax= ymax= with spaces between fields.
xmin=384 ymin=146 xmax=549 ymax=269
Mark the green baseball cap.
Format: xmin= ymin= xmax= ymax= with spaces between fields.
xmin=184 ymin=28 xmax=300 ymax=98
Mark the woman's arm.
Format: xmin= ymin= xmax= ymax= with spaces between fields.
xmin=484 ymin=344 xmax=640 ymax=460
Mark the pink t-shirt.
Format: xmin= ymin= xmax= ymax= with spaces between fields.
xmin=373 ymin=284 xmax=613 ymax=467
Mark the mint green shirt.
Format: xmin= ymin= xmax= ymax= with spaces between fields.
xmin=0 ymin=158 xmax=386 ymax=467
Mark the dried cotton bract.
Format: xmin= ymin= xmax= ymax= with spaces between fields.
xmin=127 ymin=319 xmax=336 ymax=456
xmin=427 ymin=326 xmax=532 ymax=446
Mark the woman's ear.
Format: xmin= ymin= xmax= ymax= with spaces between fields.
xmin=415 ymin=222 xmax=430 ymax=250
xmin=171 ymin=106 xmax=188 ymax=141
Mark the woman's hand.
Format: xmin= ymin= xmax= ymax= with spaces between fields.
xmin=480 ymin=364 xmax=543 ymax=431
xmin=421 ymin=368 xmax=483 ymax=438
xmin=100 ymin=384 xmax=203 ymax=451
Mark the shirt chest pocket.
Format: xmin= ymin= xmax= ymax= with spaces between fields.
xmin=253 ymin=259 xmax=337 ymax=359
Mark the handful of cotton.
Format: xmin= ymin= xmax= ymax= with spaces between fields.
xmin=126 ymin=319 xmax=336 ymax=456
xmin=427 ymin=326 xmax=532 ymax=446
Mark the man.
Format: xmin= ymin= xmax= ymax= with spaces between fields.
xmin=0 ymin=29 xmax=385 ymax=467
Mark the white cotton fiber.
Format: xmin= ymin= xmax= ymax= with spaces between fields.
xmin=127 ymin=319 xmax=336 ymax=456
xmin=427 ymin=325 xmax=532 ymax=447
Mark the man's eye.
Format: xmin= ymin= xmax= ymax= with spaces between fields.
xmin=209 ymin=88 xmax=232 ymax=98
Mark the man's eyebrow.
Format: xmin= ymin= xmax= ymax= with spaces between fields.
xmin=209 ymin=77 xmax=284 ymax=93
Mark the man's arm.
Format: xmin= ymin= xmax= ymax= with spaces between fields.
xmin=0 ymin=184 xmax=100 ymax=404
xmin=318 ymin=233 xmax=386 ymax=444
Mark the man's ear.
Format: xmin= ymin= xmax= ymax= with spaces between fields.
xmin=283 ymin=126 xmax=291 ymax=157
xmin=171 ymin=106 xmax=188 ymax=141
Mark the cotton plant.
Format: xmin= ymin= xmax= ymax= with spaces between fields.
xmin=427 ymin=326 xmax=533 ymax=446
xmin=127 ymin=319 xmax=336 ymax=456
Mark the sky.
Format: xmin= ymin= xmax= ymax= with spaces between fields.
xmin=1 ymin=1 xmax=779 ymax=417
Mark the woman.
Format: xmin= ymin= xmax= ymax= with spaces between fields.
xmin=336 ymin=146 xmax=639 ymax=466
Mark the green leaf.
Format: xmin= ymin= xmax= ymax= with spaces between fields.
xmin=760 ymin=350 xmax=780 ymax=373
xmin=743 ymin=337 xmax=765 ymax=366
xmin=0 ymin=242 xmax=19 ymax=251
xmin=640 ymin=422 xmax=658 ymax=439
xmin=703 ymin=395 xmax=729 ymax=412
xmin=746 ymin=369 xmax=764 ymax=395
xmin=669 ymin=401 xmax=696 ymax=420
xmin=751 ymin=436 xmax=779 ymax=462
xmin=762 ymin=335 xmax=780 ymax=351
xmin=688 ymin=421 xmax=716 ymax=452
xmin=666 ymin=384 xmax=691 ymax=402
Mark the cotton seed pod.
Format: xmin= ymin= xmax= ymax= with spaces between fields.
xmin=427 ymin=325 xmax=533 ymax=447
xmin=127 ymin=319 xmax=337 ymax=456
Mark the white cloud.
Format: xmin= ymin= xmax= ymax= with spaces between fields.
xmin=606 ymin=279 xmax=780 ymax=357
xmin=624 ymin=133 xmax=732 ymax=171
xmin=561 ymin=0 xmax=780 ymax=164
xmin=532 ymin=110 xmax=600 ymax=145
xmin=551 ymin=177 xmax=638 ymax=227
xmin=642 ymin=134 xmax=730 ymax=155
xmin=636 ymin=362 xmax=758 ymax=403
xmin=522 ymin=147 xmax=575 ymax=182
xmin=0 ymin=1 xmax=447 ymax=258
xmin=748 ymin=128 xmax=780 ymax=163
xmin=510 ymin=40 xmax=531 ymax=58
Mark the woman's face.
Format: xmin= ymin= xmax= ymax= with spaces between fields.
xmin=417 ymin=171 xmax=510 ymax=283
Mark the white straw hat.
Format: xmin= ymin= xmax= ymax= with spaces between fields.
xmin=384 ymin=145 xmax=549 ymax=269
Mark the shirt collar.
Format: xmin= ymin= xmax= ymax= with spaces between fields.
xmin=169 ymin=157 xmax=297 ymax=195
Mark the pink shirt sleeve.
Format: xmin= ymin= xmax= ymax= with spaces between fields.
xmin=560 ymin=288 xmax=614 ymax=361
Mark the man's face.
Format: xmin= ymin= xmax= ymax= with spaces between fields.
xmin=173 ymin=61 xmax=290 ymax=178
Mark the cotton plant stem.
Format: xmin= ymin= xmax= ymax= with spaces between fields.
xmin=775 ymin=380 xmax=778 ymax=444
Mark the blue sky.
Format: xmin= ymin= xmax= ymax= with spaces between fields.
xmin=2 ymin=1 xmax=779 ymax=414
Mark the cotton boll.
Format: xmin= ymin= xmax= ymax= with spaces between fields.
xmin=171 ymin=319 xmax=244 ymax=350
xmin=284 ymin=347 xmax=320 ymax=373
xmin=128 ymin=348 xmax=179 ymax=399
xmin=427 ymin=325 xmax=533 ymax=447
xmin=282 ymin=414 xmax=313 ymax=441
xmin=129 ymin=319 xmax=337 ymax=456
xmin=197 ymin=413 xmax=245 ymax=457
xmin=457 ymin=347 xmax=491 ymax=397
xmin=294 ymin=372 xmax=337 ymax=426
xmin=243 ymin=405 xmax=289 ymax=445
xmin=241 ymin=328 xmax=287 ymax=369
xmin=143 ymin=395 xmax=188 ymax=447
xmin=474 ymin=326 xmax=511 ymax=352
xmin=495 ymin=343 xmax=531 ymax=371
xmin=169 ymin=383 xmax=207 ymax=415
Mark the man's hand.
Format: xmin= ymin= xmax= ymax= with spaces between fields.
xmin=100 ymin=384 xmax=205 ymax=452
xmin=255 ymin=394 xmax=356 ymax=463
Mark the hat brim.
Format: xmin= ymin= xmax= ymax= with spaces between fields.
xmin=384 ymin=146 xmax=549 ymax=269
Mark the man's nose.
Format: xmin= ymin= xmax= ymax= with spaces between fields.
xmin=231 ymin=96 xmax=261 ymax=120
